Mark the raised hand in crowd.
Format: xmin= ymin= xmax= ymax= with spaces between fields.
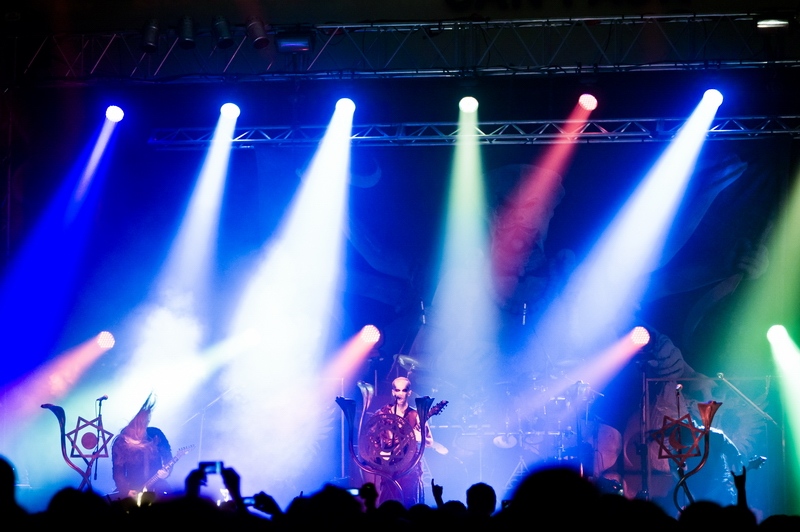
xmin=431 ymin=478 xmax=444 ymax=508
xmin=253 ymin=491 xmax=283 ymax=517
xmin=732 ymin=466 xmax=747 ymax=509
xmin=359 ymin=482 xmax=378 ymax=513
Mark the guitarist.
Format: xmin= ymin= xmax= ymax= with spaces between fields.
xmin=111 ymin=394 xmax=174 ymax=499
xmin=375 ymin=376 xmax=435 ymax=507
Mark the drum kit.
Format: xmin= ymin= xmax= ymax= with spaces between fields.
xmin=366 ymin=352 xmax=626 ymax=501
xmin=394 ymin=353 xmax=607 ymax=469
xmin=495 ymin=376 xmax=601 ymax=464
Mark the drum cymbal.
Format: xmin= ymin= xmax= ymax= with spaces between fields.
xmin=396 ymin=354 xmax=423 ymax=371
xmin=554 ymin=358 xmax=582 ymax=369
xmin=567 ymin=380 xmax=603 ymax=402
xmin=492 ymin=433 xmax=518 ymax=449
xmin=431 ymin=441 xmax=449 ymax=455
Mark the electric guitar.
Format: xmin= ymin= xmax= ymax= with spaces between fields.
xmin=427 ymin=401 xmax=449 ymax=454
xmin=140 ymin=444 xmax=194 ymax=494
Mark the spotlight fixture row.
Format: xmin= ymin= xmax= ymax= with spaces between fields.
xmin=139 ymin=15 xmax=315 ymax=54
xmin=105 ymin=99 xmax=354 ymax=123
xmin=142 ymin=15 xmax=266 ymax=51
xmin=107 ymin=90 xmax=725 ymax=123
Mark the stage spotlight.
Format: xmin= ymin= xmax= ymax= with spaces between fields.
xmin=459 ymin=96 xmax=479 ymax=113
xmin=212 ymin=15 xmax=234 ymax=49
xmin=767 ymin=324 xmax=788 ymax=343
xmin=96 ymin=331 xmax=116 ymax=349
xmin=757 ymin=16 xmax=791 ymax=29
xmin=275 ymin=31 xmax=314 ymax=53
xmin=141 ymin=19 xmax=160 ymax=53
xmin=105 ymin=105 xmax=124 ymax=123
xmin=336 ymin=98 xmax=356 ymax=113
xmin=246 ymin=15 xmax=270 ymax=49
xmin=579 ymin=93 xmax=598 ymax=111
xmin=758 ymin=19 xmax=790 ymax=28
xmin=220 ymin=103 xmax=241 ymax=119
xmin=630 ymin=326 xmax=651 ymax=346
xmin=178 ymin=15 xmax=196 ymax=49
xmin=359 ymin=325 xmax=381 ymax=344
xmin=703 ymin=89 xmax=724 ymax=108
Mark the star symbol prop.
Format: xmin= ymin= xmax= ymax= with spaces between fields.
xmin=66 ymin=416 xmax=114 ymax=460
xmin=650 ymin=413 xmax=706 ymax=468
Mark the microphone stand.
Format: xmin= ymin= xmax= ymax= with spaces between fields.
xmin=182 ymin=388 xmax=233 ymax=460
xmin=94 ymin=396 xmax=108 ymax=481
xmin=636 ymin=360 xmax=650 ymax=500
xmin=673 ymin=384 xmax=694 ymax=505
xmin=715 ymin=373 xmax=778 ymax=427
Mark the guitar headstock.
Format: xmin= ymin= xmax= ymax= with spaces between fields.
xmin=747 ymin=455 xmax=766 ymax=471
xmin=176 ymin=444 xmax=195 ymax=457
xmin=429 ymin=400 xmax=448 ymax=417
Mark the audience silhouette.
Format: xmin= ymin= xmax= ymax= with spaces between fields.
xmin=0 ymin=454 xmax=794 ymax=531
xmin=0 ymin=455 xmax=29 ymax=524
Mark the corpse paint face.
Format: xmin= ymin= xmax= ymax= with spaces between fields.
xmin=391 ymin=377 xmax=412 ymax=405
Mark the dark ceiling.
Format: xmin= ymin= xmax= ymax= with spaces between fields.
xmin=4 ymin=0 xmax=798 ymax=34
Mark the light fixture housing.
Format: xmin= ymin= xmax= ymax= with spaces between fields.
xmin=178 ymin=15 xmax=196 ymax=49
xmin=246 ymin=16 xmax=270 ymax=49
xmin=212 ymin=15 xmax=234 ymax=49
xmin=141 ymin=19 xmax=159 ymax=53
xmin=275 ymin=30 xmax=314 ymax=53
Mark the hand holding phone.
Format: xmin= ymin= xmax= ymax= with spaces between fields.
xmin=199 ymin=461 xmax=223 ymax=475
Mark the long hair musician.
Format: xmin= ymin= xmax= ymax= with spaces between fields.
xmin=110 ymin=394 xmax=173 ymax=500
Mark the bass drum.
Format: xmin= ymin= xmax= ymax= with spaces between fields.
xmin=579 ymin=419 xmax=622 ymax=477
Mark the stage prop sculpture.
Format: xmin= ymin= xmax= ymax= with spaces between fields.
xmin=336 ymin=387 xmax=446 ymax=504
xmin=650 ymin=399 xmax=723 ymax=512
xmin=41 ymin=400 xmax=114 ymax=490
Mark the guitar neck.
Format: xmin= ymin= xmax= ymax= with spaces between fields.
xmin=142 ymin=447 xmax=191 ymax=491
xmin=143 ymin=460 xmax=173 ymax=491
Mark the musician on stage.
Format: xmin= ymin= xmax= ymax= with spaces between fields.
xmin=375 ymin=376 xmax=433 ymax=507
xmin=111 ymin=394 xmax=173 ymax=500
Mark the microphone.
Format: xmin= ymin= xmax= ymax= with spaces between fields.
xmin=97 ymin=395 xmax=108 ymax=402
xmin=675 ymin=384 xmax=683 ymax=393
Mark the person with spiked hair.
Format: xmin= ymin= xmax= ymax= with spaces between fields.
xmin=111 ymin=394 xmax=173 ymax=500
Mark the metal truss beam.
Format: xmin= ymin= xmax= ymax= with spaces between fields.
xmin=148 ymin=115 xmax=800 ymax=149
xmin=5 ymin=14 xmax=800 ymax=86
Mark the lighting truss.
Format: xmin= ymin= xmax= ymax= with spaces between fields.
xmin=148 ymin=115 xmax=800 ymax=149
xmin=5 ymin=14 xmax=800 ymax=85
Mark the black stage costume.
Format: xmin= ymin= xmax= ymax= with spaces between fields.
xmin=670 ymin=426 xmax=743 ymax=507
xmin=375 ymin=402 xmax=427 ymax=507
